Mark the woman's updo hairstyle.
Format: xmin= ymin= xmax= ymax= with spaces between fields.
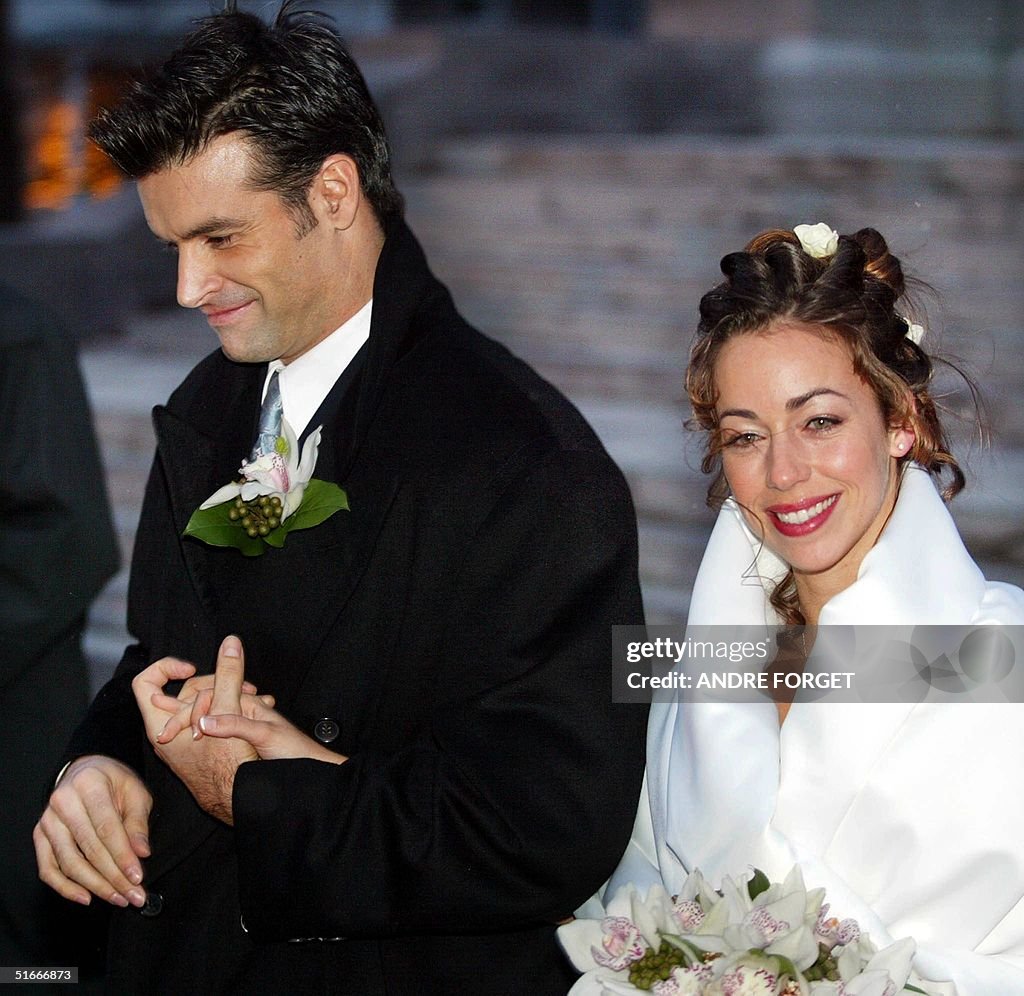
xmin=686 ymin=226 xmax=964 ymax=507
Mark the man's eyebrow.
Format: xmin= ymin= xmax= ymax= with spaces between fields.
xmin=157 ymin=217 xmax=248 ymax=245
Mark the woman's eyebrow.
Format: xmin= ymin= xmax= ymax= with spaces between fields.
xmin=785 ymin=387 xmax=850 ymax=411
xmin=719 ymin=388 xmax=851 ymax=421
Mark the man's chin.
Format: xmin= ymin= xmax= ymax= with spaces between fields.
xmin=216 ymin=337 xmax=276 ymax=366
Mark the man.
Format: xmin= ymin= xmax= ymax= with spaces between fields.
xmin=1 ymin=282 xmax=118 ymax=977
xmin=34 ymin=5 xmax=645 ymax=993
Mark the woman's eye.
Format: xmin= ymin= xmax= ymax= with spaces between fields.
xmin=807 ymin=416 xmax=841 ymax=431
xmin=723 ymin=431 xmax=761 ymax=449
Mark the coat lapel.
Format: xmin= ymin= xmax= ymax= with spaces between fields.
xmin=152 ymin=361 xmax=262 ymax=620
xmin=222 ymin=420 xmax=401 ymax=701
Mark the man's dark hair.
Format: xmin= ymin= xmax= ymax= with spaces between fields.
xmin=88 ymin=1 xmax=403 ymax=231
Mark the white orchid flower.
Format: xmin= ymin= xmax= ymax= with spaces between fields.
xmin=652 ymin=963 xmax=715 ymax=995
xmin=853 ymin=936 xmax=915 ymax=993
xmin=705 ymin=950 xmax=803 ymax=996
xmin=723 ymin=893 xmax=818 ymax=971
xmin=794 ymin=222 xmax=839 ymax=259
xmin=559 ymin=883 xmax=670 ymax=975
xmin=200 ymin=418 xmax=323 ymax=521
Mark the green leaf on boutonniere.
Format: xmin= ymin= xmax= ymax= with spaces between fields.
xmin=262 ymin=479 xmax=348 ymax=548
xmin=283 ymin=479 xmax=348 ymax=531
xmin=184 ymin=481 xmax=348 ymax=555
xmin=184 ymin=502 xmax=267 ymax=557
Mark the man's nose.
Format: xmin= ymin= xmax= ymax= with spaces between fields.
xmin=176 ymin=247 xmax=219 ymax=309
xmin=765 ymin=429 xmax=811 ymax=491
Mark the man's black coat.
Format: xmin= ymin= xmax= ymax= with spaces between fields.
xmin=67 ymin=223 xmax=646 ymax=994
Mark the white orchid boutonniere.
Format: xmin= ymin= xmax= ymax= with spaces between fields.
xmin=183 ymin=418 xmax=348 ymax=556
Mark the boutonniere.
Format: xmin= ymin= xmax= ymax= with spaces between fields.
xmin=183 ymin=419 xmax=348 ymax=556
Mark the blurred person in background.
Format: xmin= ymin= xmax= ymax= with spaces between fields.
xmin=1 ymin=280 xmax=119 ymax=977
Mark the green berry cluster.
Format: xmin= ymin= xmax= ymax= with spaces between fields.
xmin=228 ymin=495 xmax=283 ymax=538
xmin=804 ymin=943 xmax=841 ymax=983
xmin=627 ymin=941 xmax=687 ymax=990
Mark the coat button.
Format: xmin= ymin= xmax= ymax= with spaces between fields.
xmin=140 ymin=891 xmax=164 ymax=917
xmin=313 ymin=717 xmax=339 ymax=744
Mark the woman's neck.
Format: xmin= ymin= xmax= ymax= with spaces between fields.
xmin=794 ymin=568 xmax=855 ymax=627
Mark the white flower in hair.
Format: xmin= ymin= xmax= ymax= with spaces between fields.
xmin=793 ymin=222 xmax=839 ymax=259
xmin=906 ymin=321 xmax=926 ymax=345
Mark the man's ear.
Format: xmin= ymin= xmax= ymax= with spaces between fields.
xmin=314 ymin=154 xmax=361 ymax=230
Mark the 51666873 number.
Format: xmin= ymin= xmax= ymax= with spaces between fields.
xmin=0 ymin=967 xmax=78 ymax=983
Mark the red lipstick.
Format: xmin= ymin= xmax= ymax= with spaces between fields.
xmin=767 ymin=493 xmax=839 ymax=537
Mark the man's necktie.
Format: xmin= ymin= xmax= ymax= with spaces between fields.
xmin=250 ymin=369 xmax=283 ymax=461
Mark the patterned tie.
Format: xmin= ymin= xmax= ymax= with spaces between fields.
xmin=250 ymin=369 xmax=283 ymax=461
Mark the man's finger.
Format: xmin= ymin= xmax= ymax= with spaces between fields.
xmin=33 ymin=824 xmax=91 ymax=906
xmin=38 ymin=801 xmax=136 ymax=907
xmin=179 ymin=673 xmax=260 ymax=699
xmin=210 ymin=635 xmax=245 ymax=716
xmin=40 ymin=816 xmax=129 ymax=906
xmin=77 ymin=791 xmax=147 ymax=904
xmin=120 ymin=776 xmax=153 ymax=860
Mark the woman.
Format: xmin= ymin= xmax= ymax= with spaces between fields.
xmin=609 ymin=224 xmax=1024 ymax=994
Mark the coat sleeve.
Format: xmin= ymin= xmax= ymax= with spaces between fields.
xmin=232 ymin=447 xmax=648 ymax=940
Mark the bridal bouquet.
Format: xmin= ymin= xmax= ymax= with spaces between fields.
xmin=558 ymin=867 xmax=929 ymax=995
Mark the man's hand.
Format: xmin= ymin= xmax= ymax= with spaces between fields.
xmin=132 ymin=638 xmax=258 ymax=825
xmin=34 ymin=756 xmax=152 ymax=908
